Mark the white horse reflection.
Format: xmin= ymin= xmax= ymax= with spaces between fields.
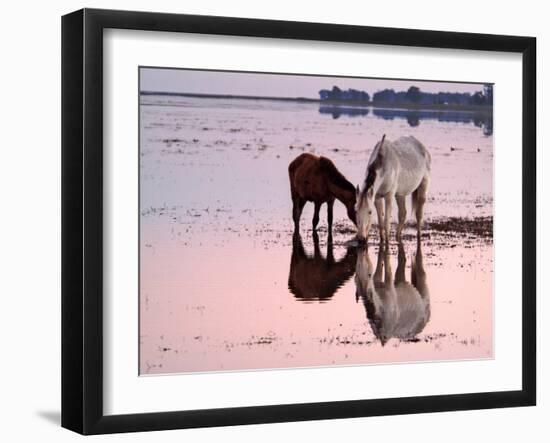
xmin=355 ymin=241 xmax=430 ymax=345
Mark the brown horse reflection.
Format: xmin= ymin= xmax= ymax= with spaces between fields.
xmin=355 ymin=241 xmax=430 ymax=345
xmin=288 ymin=231 xmax=357 ymax=302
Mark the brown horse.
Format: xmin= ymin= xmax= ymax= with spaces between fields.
xmin=288 ymin=153 xmax=357 ymax=233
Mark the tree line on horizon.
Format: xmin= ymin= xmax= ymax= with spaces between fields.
xmin=319 ymin=84 xmax=493 ymax=106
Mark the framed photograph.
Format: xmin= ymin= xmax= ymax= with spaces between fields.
xmin=61 ymin=8 xmax=536 ymax=435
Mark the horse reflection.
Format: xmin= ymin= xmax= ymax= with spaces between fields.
xmin=288 ymin=232 xmax=357 ymax=302
xmin=355 ymin=241 xmax=430 ymax=345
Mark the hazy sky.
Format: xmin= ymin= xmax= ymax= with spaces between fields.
xmin=140 ymin=67 xmax=485 ymax=98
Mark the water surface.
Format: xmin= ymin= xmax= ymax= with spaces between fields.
xmin=139 ymin=96 xmax=493 ymax=375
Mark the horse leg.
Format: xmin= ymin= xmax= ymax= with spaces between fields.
xmin=395 ymin=241 xmax=407 ymax=283
xmin=374 ymin=243 xmax=385 ymax=283
xmin=396 ymin=194 xmax=407 ymax=243
xmin=327 ymin=199 xmax=334 ymax=235
xmin=326 ymin=230 xmax=335 ymax=263
xmin=383 ymin=241 xmax=393 ymax=283
xmin=414 ymin=178 xmax=429 ymax=239
xmin=312 ymin=229 xmax=321 ymax=257
xmin=292 ymin=197 xmax=306 ymax=232
xmin=384 ymin=194 xmax=394 ymax=245
xmin=312 ymin=202 xmax=321 ymax=231
xmin=375 ymin=197 xmax=385 ymax=243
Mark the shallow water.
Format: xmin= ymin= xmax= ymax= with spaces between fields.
xmin=139 ymin=95 xmax=493 ymax=375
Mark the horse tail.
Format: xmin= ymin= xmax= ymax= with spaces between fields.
xmin=288 ymin=153 xmax=310 ymax=181
xmin=288 ymin=154 xmax=306 ymax=195
xmin=423 ymin=145 xmax=432 ymax=172
xmin=288 ymin=154 xmax=302 ymax=177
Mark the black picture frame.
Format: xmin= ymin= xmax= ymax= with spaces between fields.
xmin=62 ymin=8 xmax=536 ymax=435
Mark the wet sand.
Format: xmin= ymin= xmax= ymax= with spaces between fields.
xmin=139 ymin=95 xmax=493 ymax=375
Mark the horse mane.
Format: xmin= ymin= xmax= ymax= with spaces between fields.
xmin=364 ymin=167 xmax=377 ymax=191
xmin=318 ymin=156 xmax=355 ymax=194
xmin=364 ymin=138 xmax=386 ymax=191
xmin=364 ymin=152 xmax=383 ymax=191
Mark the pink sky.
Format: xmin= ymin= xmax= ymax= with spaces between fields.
xmin=140 ymin=67 xmax=487 ymax=99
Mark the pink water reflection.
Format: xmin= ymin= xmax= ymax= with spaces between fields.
xmin=140 ymin=220 xmax=492 ymax=374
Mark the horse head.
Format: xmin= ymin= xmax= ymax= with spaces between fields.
xmin=355 ymin=185 xmax=375 ymax=242
xmin=355 ymin=135 xmax=386 ymax=242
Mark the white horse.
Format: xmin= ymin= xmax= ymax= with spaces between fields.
xmin=355 ymin=135 xmax=431 ymax=243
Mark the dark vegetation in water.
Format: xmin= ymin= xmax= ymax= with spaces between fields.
xmin=329 ymin=217 xmax=492 ymax=239
xmin=424 ymin=216 xmax=493 ymax=238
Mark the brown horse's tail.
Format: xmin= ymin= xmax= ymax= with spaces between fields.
xmin=288 ymin=153 xmax=308 ymax=180
xmin=288 ymin=155 xmax=306 ymax=197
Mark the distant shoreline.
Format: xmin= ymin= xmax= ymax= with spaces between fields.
xmin=140 ymin=90 xmax=319 ymax=103
xmin=140 ymin=91 xmax=493 ymax=113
